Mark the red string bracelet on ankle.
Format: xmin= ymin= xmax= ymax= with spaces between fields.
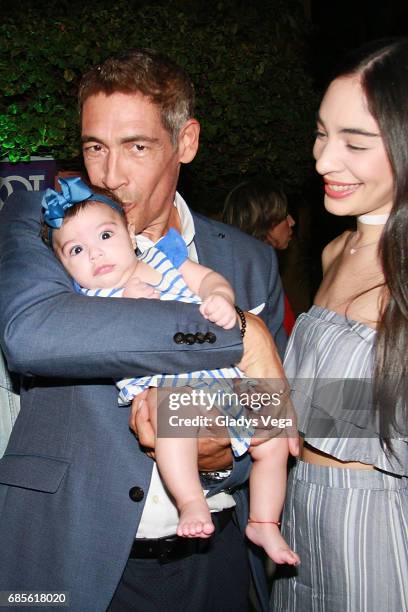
xmin=248 ymin=518 xmax=281 ymax=526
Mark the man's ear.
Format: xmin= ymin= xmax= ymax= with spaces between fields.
xmin=178 ymin=119 xmax=200 ymax=164
xmin=127 ymin=222 xmax=137 ymax=249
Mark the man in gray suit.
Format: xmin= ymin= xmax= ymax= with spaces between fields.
xmin=0 ymin=49 xmax=292 ymax=611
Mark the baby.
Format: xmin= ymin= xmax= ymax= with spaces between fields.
xmin=41 ymin=176 xmax=299 ymax=565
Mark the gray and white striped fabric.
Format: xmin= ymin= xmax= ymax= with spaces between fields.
xmin=271 ymin=460 xmax=408 ymax=611
xmin=270 ymin=305 xmax=408 ymax=611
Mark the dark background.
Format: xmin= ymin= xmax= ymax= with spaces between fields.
xmin=2 ymin=0 xmax=407 ymax=310
xmin=298 ymin=0 xmax=408 ymax=305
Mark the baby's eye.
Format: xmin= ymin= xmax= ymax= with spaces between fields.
xmin=70 ymin=245 xmax=83 ymax=256
xmin=101 ymin=231 xmax=113 ymax=240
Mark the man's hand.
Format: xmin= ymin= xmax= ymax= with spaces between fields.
xmin=129 ymin=388 xmax=234 ymax=468
xmin=129 ymin=389 xmax=153 ymax=454
xmin=196 ymin=437 xmax=233 ymax=471
xmin=237 ymin=312 xmax=284 ymax=378
xmin=237 ymin=312 xmax=299 ymax=457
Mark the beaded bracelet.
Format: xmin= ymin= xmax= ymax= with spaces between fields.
xmin=234 ymin=305 xmax=247 ymax=338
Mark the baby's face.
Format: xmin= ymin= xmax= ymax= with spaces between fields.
xmin=52 ymin=203 xmax=138 ymax=289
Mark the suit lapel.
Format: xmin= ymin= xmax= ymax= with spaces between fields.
xmin=192 ymin=213 xmax=235 ymax=286
xmin=191 ymin=211 xmax=268 ymax=317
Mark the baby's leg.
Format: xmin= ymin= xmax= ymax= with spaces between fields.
xmin=156 ymin=436 xmax=214 ymax=538
xmin=245 ymin=437 xmax=300 ymax=565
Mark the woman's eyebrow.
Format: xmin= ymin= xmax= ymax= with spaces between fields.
xmin=339 ymin=127 xmax=380 ymax=137
xmin=316 ymin=113 xmax=379 ymax=137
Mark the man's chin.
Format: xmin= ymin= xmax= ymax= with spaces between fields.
xmin=121 ymin=202 xmax=137 ymax=213
xmin=122 ymin=203 xmax=141 ymax=225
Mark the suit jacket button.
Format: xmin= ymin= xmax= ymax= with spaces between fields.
xmin=205 ymin=332 xmax=217 ymax=343
xmin=185 ymin=333 xmax=196 ymax=345
xmin=129 ymin=486 xmax=144 ymax=502
xmin=195 ymin=332 xmax=206 ymax=344
xmin=173 ymin=332 xmax=185 ymax=344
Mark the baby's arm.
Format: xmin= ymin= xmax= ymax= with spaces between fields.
xmin=123 ymin=261 xmax=161 ymax=299
xmin=180 ymin=259 xmax=236 ymax=329
xmin=123 ymin=277 xmax=160 ymax=299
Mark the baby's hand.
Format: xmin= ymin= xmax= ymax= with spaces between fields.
xmin=123 ymin=277 xmax=160 ymax=299
xmin=200 ymin=293 xmax=236 ymax=329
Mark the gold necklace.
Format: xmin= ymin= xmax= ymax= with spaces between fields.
xmin=349 ymin=237 xmax=378 ymax=255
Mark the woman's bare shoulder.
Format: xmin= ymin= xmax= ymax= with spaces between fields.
xmin=321 ymin=231 xmax=353 ymax=273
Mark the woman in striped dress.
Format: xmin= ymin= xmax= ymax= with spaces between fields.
xmin=271 ymin=39 xmax=408 ymax=611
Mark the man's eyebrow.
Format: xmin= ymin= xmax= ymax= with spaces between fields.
xmin=119 ymin=135 xmax=160 ymax=145
xmin=315 ymin=113 xmax=380 ymax=137
xmin=81 ymin=135 xmax=103 ymax=144
xmin=81 ymin=134 xmax=160 ymax=145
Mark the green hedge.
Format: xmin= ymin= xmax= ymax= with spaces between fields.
xmin=0 ymin=0 xmax=317 ymax=206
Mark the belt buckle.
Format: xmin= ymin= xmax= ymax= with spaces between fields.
xmin=157 ymin=536 xmax=179 ymax=562
xmin=158 ymin=534 xmax=209 ymax=564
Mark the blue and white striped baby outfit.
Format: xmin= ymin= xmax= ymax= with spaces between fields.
xmin=80 ymin=228 xmax=252 ymax=455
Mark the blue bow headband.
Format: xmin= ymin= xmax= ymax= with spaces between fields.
xmin=42 ymin=176 xmax=124 ymax=231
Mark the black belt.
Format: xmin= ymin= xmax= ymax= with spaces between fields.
xmin=129 ymin=508 xmax=234 ymax=562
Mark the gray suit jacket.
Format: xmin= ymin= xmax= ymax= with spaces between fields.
xmin=0 ymin=191 xmax=285 ymax=611
xmin=0 ymin=352 xmax=19 ymax=458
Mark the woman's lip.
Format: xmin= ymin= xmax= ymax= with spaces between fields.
xmin=324 ymin=181 xmax=361 ymax=199
xmin=323 ymin=179 xmax=355 ymax=186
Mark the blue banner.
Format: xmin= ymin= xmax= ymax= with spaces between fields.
xmin=0 ymin=157 xmax=56 ymax=209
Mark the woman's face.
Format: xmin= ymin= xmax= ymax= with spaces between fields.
xmin=266 ymin=214 xmax=295 ymax=250
xmin=313 ymin=75 xmax=393 ymax=218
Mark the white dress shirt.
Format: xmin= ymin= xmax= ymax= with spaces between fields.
xmin=135 ymin=193 xmax=235 ymax=538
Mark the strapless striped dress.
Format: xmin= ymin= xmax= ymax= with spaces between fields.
xmin=271 ymin=306 xmax=408 ymax=612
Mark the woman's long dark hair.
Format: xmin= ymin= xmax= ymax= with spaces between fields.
xmin=332 ymin=39 xmax=408 ymax=441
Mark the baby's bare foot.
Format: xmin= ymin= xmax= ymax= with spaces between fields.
xmin=246 ymin=521 xmax=300 ymax=566
xmin=177 ymin=499 xmax=215 ymax=539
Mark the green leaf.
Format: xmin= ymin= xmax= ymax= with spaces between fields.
xmin=63 ymin=68 xmax=75 ymax=82
xmin=0 ymin=0 xmax=316 ymax=210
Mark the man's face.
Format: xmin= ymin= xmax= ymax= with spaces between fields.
xmin=81 ymin=92 xmax=194 ymax=241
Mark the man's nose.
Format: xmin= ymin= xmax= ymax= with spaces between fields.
xmin=287 ymin=214 xmax=295 ymax=227
xmin=102 ymin=151 xmax=127 ymax=192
